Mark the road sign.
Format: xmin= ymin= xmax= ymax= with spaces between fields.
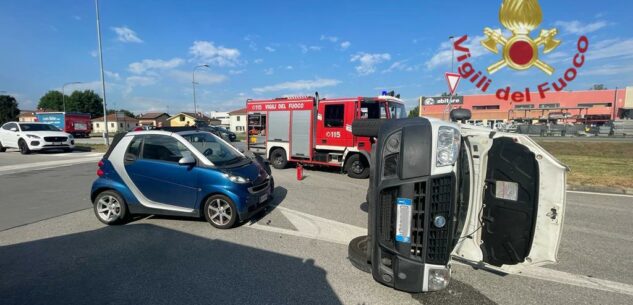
xmin=445 ymin=72 xmax=461 ymax=95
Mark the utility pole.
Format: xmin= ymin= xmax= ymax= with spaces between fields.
xmin=95 ymin=0 xmax=109 ymax=145
xmin=192 ymin=64 xmax=210 ymax=116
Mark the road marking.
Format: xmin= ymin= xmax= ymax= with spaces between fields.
xmin=567 ymin=190 xmax=633 ymax=198
xmin=0 ymin=157 xmax=102 ymax=175
xmin=565 ymin=224 xmax=633 ymax=242
xmin=248 ymin=206 xmax=633 ymax=296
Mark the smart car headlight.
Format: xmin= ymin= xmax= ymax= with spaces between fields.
xmin=224 ymin=173 xmax=249 ymax=184
xmin=436 ymin=126 xmax=460 ymax=167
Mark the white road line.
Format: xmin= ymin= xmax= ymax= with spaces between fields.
xmin=0 ymin=157 xmax=102 ymax=175
xmin=248 ymin=206 xmax=633 ymax=296
xmin=567 ymin=190 xmax=633 ymax=198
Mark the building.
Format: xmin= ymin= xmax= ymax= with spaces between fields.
xmin=166 ymin=112 xmax=221 ymax=127
xmin=138 ymin=112 xmax=170 ymax=128
xmin=419 ymin=87 xmax=632 ymax=127
xmin=18 ymin=110 xmax=37 ymax=122
xmin=92 ymin=114 xmax=139 ymax=134
xmin=229 ymin=108 xmax=247 ymax=133
xmin=208 ymin=111 xmax=230 ymax=128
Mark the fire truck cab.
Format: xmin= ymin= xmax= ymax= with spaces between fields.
xmin=246 ymin=94 xmax=407 ymax=178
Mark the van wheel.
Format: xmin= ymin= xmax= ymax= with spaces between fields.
xmin=270 ymin=148 xmax=288 ymax=169
xmin=348 ymin=235 xmax=372 ymax=273
xmin=18 ymin=139 xmax=30 ymax=155
xmin=345 ymin=154 xmax=369 ymax=179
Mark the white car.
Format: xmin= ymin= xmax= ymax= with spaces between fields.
xmin=0 ymin=122 xmax=75 ymax=154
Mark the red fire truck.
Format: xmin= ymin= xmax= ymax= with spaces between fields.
xmin=246 ymin=93 xmax=407 ymax=178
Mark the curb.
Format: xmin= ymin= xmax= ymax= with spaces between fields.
xmin=567 ymin=184 xmax=633 ymax=195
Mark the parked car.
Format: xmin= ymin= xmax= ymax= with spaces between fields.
xmin=90 ymin=129 xmax=274 ymax=229
xmin=0 ymin=122 xmax=75 ymax=154
xmin=210 ymin=125 xmax=237 ymax=142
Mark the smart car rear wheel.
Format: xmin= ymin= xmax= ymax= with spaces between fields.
xmin=204 ymin=195 xmax=238 ymax=229
xmin=93 ymin=191 xmax=128 ymax=225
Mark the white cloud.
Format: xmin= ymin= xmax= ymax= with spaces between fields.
xmin=244 ymin=35 xmax=258 ymax=51
xmin=584 ymin=63 xmax=633 ymax=76
xmin=253 ymin=78 xmax=341 ymax=93
xmin=170 ymin=70 xmax=227 ymax=85
xmin=285 ymin=66 xmax=294 ymax=70
xmin=128 ymin=58 xmax=184 ymax=74
xmin=340 ymin=41 xmax=351 ymax=50
xmin=189 ymin=41 xmax=241 ymax=67
xmin=90 ymin=50 xmax=98 ymax=57
xmin=554 ymin=20 xmax=608 ymax=35
xmin=254 ymin=58 xmax=264 ymax=64
xmin=425 ymin=35 xmax=486 ymax=70
xmin=104 ymin=70 xmax=121 ymax=80
xmin=111 ymin=26 xmax=143 ymax=43
xmin=300 ymin=44 xmax=322 ymax=53
xmin=126 ymin=76 xmax=156 ymax=87
xmin=588 ymin=38 xmax=633 ymax=61
xmin=264 ymin=68 xmax=274 ymax=75
xmin=350 ymin=52 xmax=391 ymax=75
xmin=383 ymin=60 xmax=416 ymax=73
xmin=265 ymin=46 xmax=276 ymax=52
xmin=320 ymin=35 xmax=338 ymax=43
xmin=229 ymin=69 xmax=245 ymax=75
xmin=73 ymin=15 xmax=81 ymax=21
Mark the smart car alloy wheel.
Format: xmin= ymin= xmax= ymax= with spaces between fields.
xmin=93 ymin=191 xmax=128 ymax=225
xmin=204 ymin=195 xmax=238 ymax=229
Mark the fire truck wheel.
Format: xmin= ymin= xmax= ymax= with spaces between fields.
xmin=348 ymin=235 xmax=371 ymax=273
xmin=345 ymin=154 xmax=369 ymax=179
xmin=270 ymin=148 xmax=288 ymax=169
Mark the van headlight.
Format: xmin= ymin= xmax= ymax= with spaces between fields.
xmin=382 ymin=131 xmax=401 ymax=177
xmin=436 ymin=127 xmax=460 ymax=167
xmin=427 ymin=267 xmax=451 ymax=291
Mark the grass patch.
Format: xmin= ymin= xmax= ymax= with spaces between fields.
xmin=536 ymin=141 xmax=633 ymax=189
xmin=75 ymin=144 xmax=108 ymax=153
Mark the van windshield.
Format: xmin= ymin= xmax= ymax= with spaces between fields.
xmin=180 ymin=132 xmax=244 ymax=166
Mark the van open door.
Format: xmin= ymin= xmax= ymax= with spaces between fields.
xmin=453 ymin=130 xmax=568 ymax=272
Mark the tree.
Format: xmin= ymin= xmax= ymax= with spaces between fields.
xmin=107 ymin=109 xmax=135 ymax=118
xmin=590 ymin=84 xmax=606 ymax=90
xmin=38 ymin=90 xmax=65 ymax=111
xmin=0 ymin=95 xmax=20 ymax=125
xmin=66 ymin=90 xmax=104 ymax=117
xmin=408 ymin=105 xmax=420 ymax=118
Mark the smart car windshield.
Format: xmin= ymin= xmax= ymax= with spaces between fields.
xmin=180 ymin=132 xmax=244 ymax=166
xmin=19 ymin=123 xmax=60 ymax=131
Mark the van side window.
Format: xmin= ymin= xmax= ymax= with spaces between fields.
xmin=324 ymin=104 xmax=344 ymax=128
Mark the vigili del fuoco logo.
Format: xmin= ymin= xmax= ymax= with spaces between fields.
xmin=453 ymin=0 xmax=589 ymax=102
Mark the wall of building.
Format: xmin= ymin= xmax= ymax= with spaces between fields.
xmin=92 ymin=119 xmax=138 ymax=133
xmin=168 ymin=114 xmax=197 ymax=127
xmin=229 ymin=114 xmax=246 ymax=133
xmin=419 ymin=88 xmax=629 ymax=124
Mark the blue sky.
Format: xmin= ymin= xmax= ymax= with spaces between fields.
xmin=1 ymin=0 xmax=632 ymax=114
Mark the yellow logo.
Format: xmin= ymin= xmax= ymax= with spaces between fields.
xmin=481 ymin=0 xmax=560 ymax=75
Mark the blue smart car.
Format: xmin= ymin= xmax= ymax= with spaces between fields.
xmin=90 ymin=129 xmax=274 ymax=229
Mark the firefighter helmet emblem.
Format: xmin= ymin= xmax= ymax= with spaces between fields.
xmin=481 ymin=0 xmax=560 ymax=75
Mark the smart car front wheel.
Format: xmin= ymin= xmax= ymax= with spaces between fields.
xmin=204 ymin=195 xmax=238 ymax=229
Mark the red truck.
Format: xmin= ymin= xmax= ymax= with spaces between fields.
xmin=246 ymin=93 xmax=407 ymax=178
xmin=35 ymin=112 xmax=92 ymax=138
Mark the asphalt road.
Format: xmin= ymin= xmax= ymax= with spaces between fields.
xmin=1 ymin=155 xmax=632 ymax=304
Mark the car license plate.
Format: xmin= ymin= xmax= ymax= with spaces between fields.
xmin=395 ymin=198 xmax=412 ymax=243
xmin=54 ymin=142 xmax=62 ymax=146
xmin=259 ymin=194 xmax=268 ymax=203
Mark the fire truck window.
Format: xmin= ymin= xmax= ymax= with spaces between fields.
xmin=360 ymin=102 xmax=383 ymax=119
xmin=324 ymin=104 xmax=344 ymax=127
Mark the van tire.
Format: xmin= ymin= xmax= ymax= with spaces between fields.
xmin=345 ymin=154 xmax=369 ymax=179
xmin=348 ymin=235 xmax=372 ymax=273
xmin=270 ymin=148 xmax=288 ymax=169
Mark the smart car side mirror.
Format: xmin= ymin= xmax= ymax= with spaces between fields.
xmin=178 ymin=156 xmax=196 ymax=166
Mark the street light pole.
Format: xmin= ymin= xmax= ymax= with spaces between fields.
xmin=192 ymin=64 xmax=210 ymax=116
xmin=62 ymin=82 xmax=82 ymax=113
xmin=445 ymin=36 xmax=456 ymax=121
xmin=95 ymin=0 xmax=109 ymax=145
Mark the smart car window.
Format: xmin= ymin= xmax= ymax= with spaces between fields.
xmin=180 ymin=132 xmax=244 ymax=166
xmin=126 ymin=136 xmax=143 ymax=160
xmin=141 ymin=135 xmax=191 ymax=163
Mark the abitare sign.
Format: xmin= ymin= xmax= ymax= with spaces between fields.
xmin=421 ymin=96 xmax=464 ymax=106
